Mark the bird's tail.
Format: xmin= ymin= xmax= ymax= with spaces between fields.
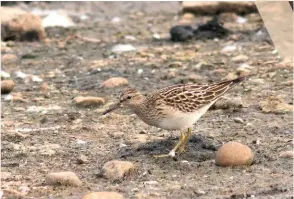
xmin=204 ymin=76 xmax=247 ymax=101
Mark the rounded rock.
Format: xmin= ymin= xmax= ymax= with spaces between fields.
xmin=1 ymin=54 xmax=18 ymax=64
xmin=45 ymin=171 xmax=82 ymax=187
xmin=74 ymin=96 xmax=105 ymax=107
xmin=279 ymin=151 xmax=294 ymax=159
xmin=102 ymin=77 xmax=128 ymax=88
xmin=215 ymin=141 xmax=254 ymax=166
xmin=83 ymin=192 xmax=124 ymax=199
xmin=1 ymin=80 xmax=15 ymax=94
xmin=101 ymin=160 xmax=135 ymax=181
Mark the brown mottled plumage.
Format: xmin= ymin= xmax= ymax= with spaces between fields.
xmin=103 ymin=76 xmax=246 ymax=157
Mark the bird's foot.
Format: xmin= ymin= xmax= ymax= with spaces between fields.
xmin=153 ymin=150 xmax=176 ymax=158
xmin=178 ymin=144 xmax=187 ymax=153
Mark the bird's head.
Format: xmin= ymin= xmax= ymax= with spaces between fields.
xmin=102 ymin=88 xmax=144 ymax=115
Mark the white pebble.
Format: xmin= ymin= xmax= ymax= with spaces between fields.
xmin=111 ymin=17 xmax=121 ymax=23
xmin=221 ymin=45 xmax=237 ymax=53
xmin=236 ymin=16 xmax=247 ymax=24
xmin=76 ymin=139 xmax=87 ymax=145
xmin=137 ymin=69 xmax=143 ymax=75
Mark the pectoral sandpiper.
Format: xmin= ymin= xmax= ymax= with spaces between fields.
xmin=103 ymin=76 xmax=246 ymax=158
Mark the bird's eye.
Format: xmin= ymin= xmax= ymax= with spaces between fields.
xmin=127 ymin=96 xmax=132 ymax=99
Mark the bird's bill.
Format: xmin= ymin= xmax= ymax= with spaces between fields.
xmin=102 ymin=102 xmax=121 ymax=115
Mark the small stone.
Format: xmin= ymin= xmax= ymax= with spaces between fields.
xmin=40 ymin=148 xmax=56 ymax=156
xmin=152 ymin=33 xmax=161 ymax=40
xmin=251 ymin=78 xmax=265 ymax=84
xmin=102 ymin=77 xmax=128 ymax=88
xmin=212 ymin=96 xmax=244 ymax=110
xmin=77 ymin=155 xmax=88 ymax=164
xmin=221 ymin=45 xmax=237 ymax=53
xmin=42 ymin=12 xmax=75 ymax=27
xmin=38 ymin=144 xmax=61 ymax=156
xmin=168 ymin=61 xmax=182 ymax=68
xmin=188 ymin=74 xmax=202 ymax=82
xmin=236 ymin=67 xmax=251 ymax=76
xmin=111 ymin=17 xmax=121 ymax=23
xmin=279 ymin=151 xmax=294 ymax=159
xmin=1 ymin=80 xmax=15 ymax=94
xmin=74 ymin=96 xmax=105 ymax=107
xmin=1 ymin=7 xmax=46 ymax=41
xmin=3 ymin=93 xmax=27 ymax=103
xmin=182 ymin=13 xmax=195 ymax=20
xmin=260 ymin=96 xmax=292 ymax=114
xmin=167 ymin=71 xmax=176 ymax=79
xmin=83 ymin=192 xmax=124 ymax=199
xmin=232 ymin=54 xmax=249 ymax=63
xmin=1 ymin=71 xmax=10 ymax=79
xmin=125 ymin=35 xmax=136 ymax=41
xmin=137 ymin=69 xmax=144 ymax=75
xmin=224 ymin=72 xmax=238 ymax=80
xmin=111 ymin=44 xmax=136 ymax=53
xmin=45 ymin=172 xmax=82 ymax=186
xmin=233 ymin=117 xmax=244 ymax=124
xmin=143 ymin=181 xmax=159 ymax=185
xmin=40 ymin=82 xmax=50 ymax=91
xmin=101 ymin=160 xmax=135 ymax=181
xmin=1 ymin=172 xmax=12 ymax=180
xmin=215 ymin=141 xmax=254 ymax=166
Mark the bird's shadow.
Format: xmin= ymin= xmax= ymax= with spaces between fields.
xmin=117 ymin=134 xmax=222 ymax=163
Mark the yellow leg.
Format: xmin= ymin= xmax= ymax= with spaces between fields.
xmin=154 ymin=131 xmax=186 ymax=158
xmin=178 ymin=128 xmax=192 ymax=153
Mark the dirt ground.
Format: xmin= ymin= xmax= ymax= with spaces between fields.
xmin=1 ymin=2 xmax=293 ymax=199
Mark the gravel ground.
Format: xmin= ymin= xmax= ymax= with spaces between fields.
xmin=1 ymin=2 xmax=293 ymax=199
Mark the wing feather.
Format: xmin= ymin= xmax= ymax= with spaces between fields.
xmin=147 ymin=77 xmax=246 ymax=113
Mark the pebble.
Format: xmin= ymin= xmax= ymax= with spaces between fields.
xmin=221 ymin=45 xmax=237 ymax=53
xmin=168 ymin=61 xmax=182 ymax=68
xmin=3 ymin=93 xmax=27 ymax=103
xmin=125 ymin=35 xmax=136 ymax=41
xmin=152 ymin=33 xmax=161 ymax=40
xmin=236 ymin=67 xmax=251 ymax=76
xmin=14 ymin=71 xmax=27 ymax=79
xmin=236 ymin=16 xmax=247 ymax=24
xmin=224 ymin=72 xmax=238 ymax=80
xmin=40 ymin=82 xmax=50 ymax=91
xmin=83 ymin=192 xmax=124 ymax=199
xmin=137 ymin=69 xmax=144 ymax=75
xmin=74 ymin=96 xmax=105 ymax=107
xmin=42 ymin=12 xmax=75 ymax=27
xmin=1 ymin=54 xmax=18 ymax=64
xmin=231 ymin=54 xmax=249 ymax=63
xmin=111 ymin=17 xmax=121 ymax=23
xmin=77 ymin=154 xmax=88 ymax=164
xmin=250 ymin=78 xmax=265 ymax=84
xmin=182 ymin=13 xmax=195 ymax=21
xmin=215 ymin=141 xmax=254 ymax=166
xmin=1 ymin=172 xmax=12 ymax=180
xmin=260 ymin=96 xmax=292 ymax=114
xmin=212 ymin=96 xmax=244 ymax=110
xmin=1 ymin=71 xmax=10 ymax=79
xmin=143 ymin=181 xmax=159 ymax=185
xmin=102 ymin=77 xmax=128 ymax=88
xmin=1 ymin=80 xmax=15 ymax=94
xmin=101 ymin=160 xmax=135 ymax=181
xmin=45 ymin=171 xmax=82 ymax=186
xmin=111 ymin=44 xmax=136 ymax=53
xmin=279 ymin=151 xmax=294 ymax=159
xmin=167 ymin=71 xmax=176 ymax=79
xmin=233 ymin=117 xmax=244 ymax=124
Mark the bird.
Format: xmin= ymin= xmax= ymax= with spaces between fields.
xmin=103 ymin=76 xmax=246 ymax=158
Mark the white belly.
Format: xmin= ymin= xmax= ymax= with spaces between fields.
xmin=157 ymin=102 xmax=213 ymax=130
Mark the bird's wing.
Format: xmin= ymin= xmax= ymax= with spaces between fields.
xmin=147 ymin=77 xmax=245 ymax=113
